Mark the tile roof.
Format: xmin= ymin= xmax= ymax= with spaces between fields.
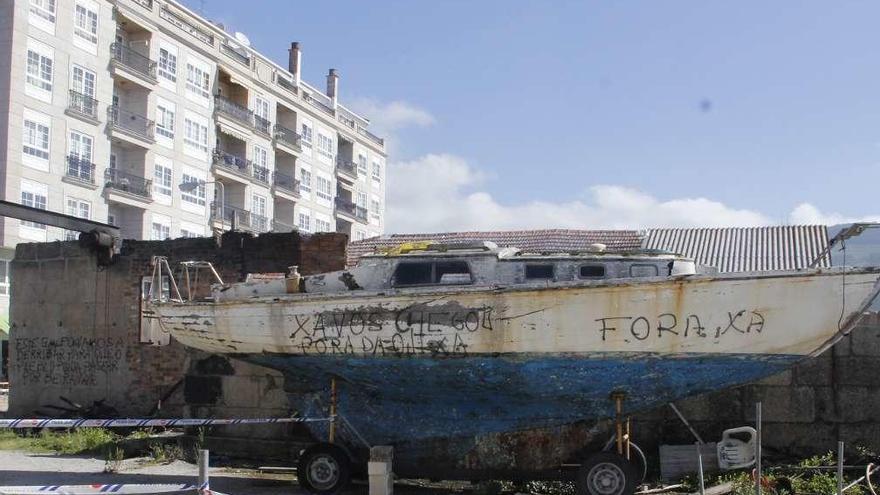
xmin=644 ymin=226 xmax=830 ymax=272
xmin=346 ymin=229 xmax=644 ymax=267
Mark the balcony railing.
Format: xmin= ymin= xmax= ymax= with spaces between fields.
xmin=68 ymin=90 xmax=98 ymax=120
xmin=336 ymin=158 xmax=358 ymax=180
xmin=273 ymin=124 xmax=302 ymax=150
xmin=212 ymin=150 xmax=252 ymax=176
xmin=66 ymin=156 xmax=96 ymax=184
xmin=159 ymin=6 xmax=214 ymax=46
xmin=335 ymin=197 xmax=368 ymax=222
xmin=272 ymin=171 xmax=300 ymax=196
xmin=272 ymin=219 xmax=296 ymax=232
xmin=110 ymin=42 xmax=157 ymax=81
xmin=337 ymin=112 xmax=357 ymax=130
xmin=251 ymin=213 xmax=270 ymax=233
xmin=220 ymin=42 xmax=250 ymax=67
xmin=302 ymin=92 xmax=334 ymax=116
xmin=108 ymin=105 xmax=155 ymax=141
xmin=253 ymin=115 xmax=272 ymax=136
xmin=131 ymin=0 xmax=153 ymax=10
xmin=211 ymin=203 xmax=267 ymax=232
xmin=105 ymin=169 xmax=152 ymax=199
xmin=214 ymin=95 xmax=253 ymax=128
xmin=357 ymin=125 xmax=384 ymax=147
xmin=252 ymin=165 xmax=270 ymax=184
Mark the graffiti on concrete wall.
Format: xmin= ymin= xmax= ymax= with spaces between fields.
xmin=12 ymin=336 xmax=128 ymax=386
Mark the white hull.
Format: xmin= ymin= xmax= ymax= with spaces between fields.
xmin=156 ymin=268 xmax=880 ymax=359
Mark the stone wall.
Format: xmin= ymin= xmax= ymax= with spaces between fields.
xmin=8 ymin=232 xmax=347 ymax=441
xmin=633 ymin=313 xmax=880 ymax=456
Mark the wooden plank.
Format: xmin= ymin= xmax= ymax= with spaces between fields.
xmin=660 ymin=443 xmax=718 ymax=480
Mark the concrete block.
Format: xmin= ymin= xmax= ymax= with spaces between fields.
xmin=742 ymin=386 xmax=815 ymax=423
xmin=368 ymin=461 xmax=391 ymax=475
xmin=839 ymin=423 xmax=880 ymax=448
xmin=836 ymin=357 xmax=880 ymax=387
xmin=35 ymin=242 xmax=61 ymax=260
xmin=675 ymin=388 xmax=744 ymax=422
xmin=221 ymin=375 xmax=262 ymax=408
xmin=850 ymin=325 xmax=880 ymax=356
xmin=793 ymin=353 xmax=832 ymax=387
xmin=755 ymin=370 xmax=793 ymax=387
xmin=762 ymin=423 xmax=837 ymax=456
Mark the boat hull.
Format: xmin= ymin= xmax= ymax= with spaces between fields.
xmin=155 ymin=269 xmax=880 ymax=476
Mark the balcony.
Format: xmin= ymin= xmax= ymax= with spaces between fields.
xmin=252 ymin=165 xmax=270 ymax=185
xmin=273 ymin=124 xmax=302 ymax=153
xmin=253 ymin=115 xmax=272 ymax=136
xmin=272 ymin=171 xmax=300 ymax=200
xmin=220 ymin=42 xmax=250 ymax=68
xmin=66 ymin=90 xmax=99 ymax=123
xmin=335 ymin=197 xmax=368 ymax=223
xmin=110 ymin=42 xmax=157 ymax=86
xmin=212 ymin=149 xmax=252 ymax=183
xmin=64 ymin=156 xmax=96 ymax=186
xmin=108 ymin=105 xmax=155 ymax=146
xmin=302 ymin=92 xmax=334 ymax=116
xmin=159 ymin=5 xmax=214 ymax=46
xmin=336 ymin=158 xmax=358 ymax=181
xmin=214 ymin=95 xmax=253 ymax=128
xmin=105 ymin=168 xmax=152 ymax=203
xmin=357 ymin=125 xmax=384 ymax=147
xmin=211 ymin=203 xmax=268 ymax=233
xmin=277 ymin=76 xmax=297 ymax=94
xmin=272 ymin=219 xmax=295 ymax=232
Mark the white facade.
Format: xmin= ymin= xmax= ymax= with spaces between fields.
xmin=0 ymin=0 xmax=387 ymax=256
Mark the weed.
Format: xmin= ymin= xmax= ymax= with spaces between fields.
xmin=103 ymin=446 xmax=125 ymax=474
xmin=148 ymin=443 xmax=185 ymax=464
xmin=0 ymin=429 xmax=117 ymax=454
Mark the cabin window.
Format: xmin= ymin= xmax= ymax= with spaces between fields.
xmin=393 ymin=261 xmax=472 ymax=287
xmin=525 ymin=264 xmax=554 ymax=280
xmin=579 ymin=264 xmax=606 ymax=278
xmin=629 ymin=264 xmax=659 ymax=277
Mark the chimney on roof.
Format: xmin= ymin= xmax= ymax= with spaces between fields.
xmin=327 ymin=68 xmax=339 ymax=110
xmin=288 ymin=42 xmax=301 ymax=87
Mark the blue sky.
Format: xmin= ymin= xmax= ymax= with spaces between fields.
xmin=195 ymin=0 xmax=880 ymax=233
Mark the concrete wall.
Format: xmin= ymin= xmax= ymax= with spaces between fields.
xmin=633 ymin=313 xmax=880 ymax=456
xmin=7 ymin=231 xmax=348 ymax=435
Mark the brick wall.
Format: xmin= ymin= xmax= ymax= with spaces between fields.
xmin=7 ymin=232 xmax=347 ymax=443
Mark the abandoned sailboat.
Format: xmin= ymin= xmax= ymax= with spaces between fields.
xmin=151 ymin=240 xmax=880 ymax=492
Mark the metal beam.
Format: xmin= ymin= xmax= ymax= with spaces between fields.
xmin=0 ymin=200 xmax=120 ymax=237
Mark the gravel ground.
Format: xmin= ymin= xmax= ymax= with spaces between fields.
xmin=0 ymin=450 xmax=306 ymax=494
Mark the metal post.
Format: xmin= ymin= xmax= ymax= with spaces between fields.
xmin=198 ymin=449 xmax=209 ymax=489
xmin=625 ymin=417 xmax=631 ymax=461
xmin=838 ymin=441 xmax=845 ymax=495
xmin=329 ymin=377 xmax=338 ymax=443
xmin=612 ymin=392 xmax=625 ymax=455
xmin=697 ymin=444 xmax=706 ymax=495
xmin=755 ymin=402 xmax=762 ymax=495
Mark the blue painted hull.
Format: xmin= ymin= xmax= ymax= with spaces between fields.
xmin=241 ymin=351 xmax=800 ymax=477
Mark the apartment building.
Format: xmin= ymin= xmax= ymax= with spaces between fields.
xmin=0 ymin=0 xmax=387 ymax=320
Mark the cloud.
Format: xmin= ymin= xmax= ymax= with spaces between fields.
xmin=348 ymin=99 xmax=435 ymax=136
xmin=386 ymin=154 xmax=776 ymax=233
xmin=789 ymin=203 xmax=880 ymax=226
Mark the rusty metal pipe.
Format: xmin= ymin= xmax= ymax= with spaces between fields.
xmin=329 ymin=377 xmax=337 ymax=443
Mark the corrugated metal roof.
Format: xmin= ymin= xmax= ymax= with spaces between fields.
xmin=644 ymin=226 xmax=830 ymax=272
xmin=347 ymin=229 xmax=644 ymax=267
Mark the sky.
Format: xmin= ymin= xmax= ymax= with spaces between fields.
xmin=194 ymin=0 xmax=880 ymax=234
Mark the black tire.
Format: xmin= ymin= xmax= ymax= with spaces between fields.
xmin=297 ymin=443 xmax=352 ymax=495
xmin=576 ymin=452 xmax=638 ymax=495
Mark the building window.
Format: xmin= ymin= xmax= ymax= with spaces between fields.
xmin=26 ymin=47 xmax=53 ymax=95
xmin=156 ymin=103 xmax=175 ymax=139
xmin=64 ymin=198 xmax=90 ymax=240
xmin=184 ymin=118 xmax=208 ymax=153
xmin=580 ymin=265 xmax=606 ymax=278
xmin=252 ymin=145 xmax=269 ymax=181
xmin=316 ymin=133 xmax=333 ymax=159
xmin=254 ymin=96 xmax=270 ymax=121
xmin=0 ymin=260 xmax=9 ymax=295
xmin=180 ymin=174 xmax=206 ymax=206
xmin=180 ymin=229 xmax=201 ymax=238
xmin=357 ymin=154 xmax=367 ymax=175
xmin=300 ymin=123 xmax=313 ymax=145
xmin=186 ymin=63 xmax=210 ymax=101
xmin=71 ymin=65 xmax=96 ymax=99
xmin=158 ymin=47 xmax=177 ymax=83
xmin=21 ymin=182 xmax=48 ymax=230
xmin=23 ymin=118 xmax=50 ymax=161
xmin=297 ymin=212 xmax=311 ymax=232
xmin=68 ymin=132 xmax=93 ymax=181
xmin=354 ymin=231 xmax=366 ymax=241
xmin=370 ymin=199 xmax=381 ymax=221
xmin=315 ymin=218 xmax=331 ymax=232
xmin=316 ymin=176 xmax=332 ymax=201
xmin=299 ymin=169 xmax=312 ymax=193
xmin=30 ymin=0 xmax=56 ymax=23
xmin=525 ymin=264 xmax=555 ymax=280
xmin=372 ymin=162 xmax=382 ymax=182
xmin=356 ymin=191 xmax=368 ymax=209
xmin=73 ymin=2 xmax=98 ymax=45
xmin=153 ymin=164 xmax=172 ymax=197
xmin=151 ymin=221 xmax=170 ymax=240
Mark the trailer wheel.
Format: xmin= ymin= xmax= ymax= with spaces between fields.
xmin=297 ymin=443 xmax=352 ymax=495
xmin=576 ymin=452 xmax=638 ymax=495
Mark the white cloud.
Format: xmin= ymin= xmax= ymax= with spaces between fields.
xmin=386 ymin=154 xmax=776 ymax=233
xmin=349 ymin=99 xmax=435 ymax=136
xmin=789 ymin=203 xmax=880 ymax=226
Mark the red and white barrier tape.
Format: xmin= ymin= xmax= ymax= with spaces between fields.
xmin=0 ymin=417 xmax=331 ymax=429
